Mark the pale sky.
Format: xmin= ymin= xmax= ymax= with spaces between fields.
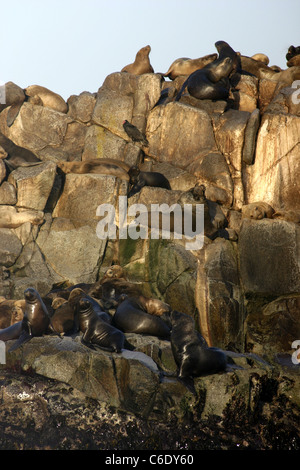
xmin=1 ymin=0 xmax=299 ymax=100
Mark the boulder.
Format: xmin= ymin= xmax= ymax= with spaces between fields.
xmin=8 ymin=161 xmax=57 ymax=210
xmin=0 ymin=228 xmax=22 ymax=267
xmin=244 ymin=112 xmax=300 ymax=210
xmin=0 ymin=182 xmax=17 ymax=205
xmin=147 ymin=102 xmax=217 ymax=168
xmin=67 ymin=91 xmax=96 ymax=123
xmin=238 ymin=218 xmax=300 ymax=295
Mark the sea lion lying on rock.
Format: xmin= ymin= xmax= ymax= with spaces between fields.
xmin=241 ymin=202 xmax=275 ymax=220
xmin=163 ymin=54 xmax=218 ymax=80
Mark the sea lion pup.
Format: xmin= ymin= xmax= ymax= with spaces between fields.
xmin=8 ymin=287 xmax=55 ymax=352
xmin=113 ymin=295 xmax=171 ymax=339
xmin=170 ymin=310 xmax=227 ymax=383
xmin=49 ymin=297 xmax=77 ymax=335
xmin=163 ymin=53 xmax=218 ymax=80
xmin=78 ymin=297 xmax=126 ymax=353
xmin=175 ymin=55 xmax=234 ymax=102
xmin=127 ymin=165 xmax=171 ymax=198
xmin=121 ymin=45 xmax=154 ymax=75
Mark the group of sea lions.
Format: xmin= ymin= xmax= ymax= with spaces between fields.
xmin=121 ymin=40 xmax=300 ymax=102
xmin=0 ymin=265 xmax=228 ymax=388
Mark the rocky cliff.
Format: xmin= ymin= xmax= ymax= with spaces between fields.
xmin=0 ymin=45 xmax=300 ymax=449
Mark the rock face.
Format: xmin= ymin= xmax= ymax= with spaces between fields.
xmin=0 ymin=48 xmax=300 ymax=449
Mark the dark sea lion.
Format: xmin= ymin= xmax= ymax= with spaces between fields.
xmin=127 ymin=166 xmax=171 ymax=198
xmin=8 ymin=287 xmax=53 ymax=352
xmin=113 ymin=295 xmax=171 ymax=338
xmin=78 ymin=297 xmax=125 ymax=352
xmin=0 ymin=322 xmax=23 ymax=342
xmin=286 ymin=45 xmax=300 ymax=62
xmin=163 ymin=54 xmax=218 ymax=80
xmin=214 ymin=40 xmax=242 ymax=74
xmin=170 ymin=310 xmax=227 ymax=381
xmin=175 ymin=56 xmax=234 ymax=102
xmin=121 ymin=45 xmax=154 ymax=75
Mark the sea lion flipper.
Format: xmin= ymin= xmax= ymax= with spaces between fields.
xmin=8 ymin=330 xmax=32 ymax=352
xmin=7 ymin=103 xmax=22 ymax=127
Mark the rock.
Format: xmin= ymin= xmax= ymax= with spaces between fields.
xmin=245 ymin=294 xmax=300 ymax=357
xmin=8 ymin=161 xmax=57 ymax=210
xmin=0 ymin=182 xmax=17 ymax=205
xmin=0 ymin=159 xmax=6 ymax=183
xmin=239 ymin=218 xmax=300 ymax=295
xmin=67 ymin=91 xmax=96 ymax=123
xmin=0 ymin=228 xmax=22 ymax=267
xmin=0 ymin=102 xmax=71 ymax=160
xmin=195 ymin=238 xmax=243 ymax=350
xmin=244 ymin=112 xmax=300 ymax=210
xmin=0 ymin=82 xmax=25 ymax=112
xmin=36 ymin=217 xmax=107 ymax=284
xmin=52 ymin=173 xmax=128 ymax=223
xmin=147 ymin=102 xmax=216 ymax=168
xmin=213 ymin=109 xmax=250 ymax=209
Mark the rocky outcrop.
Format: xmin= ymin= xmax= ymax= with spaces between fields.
xmin=0 ymin=46 xmax=300 ymax=449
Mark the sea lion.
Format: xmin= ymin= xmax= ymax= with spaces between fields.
xmin=241 ymin=202 xmax=275 ymax=220
xmin=113 ymin=295 xmax=171 ymax=339
xmin=57 ymin=159 xmax=130 ymax=177
xmin=287 ymin=55 xmax=300 ymax=67
xmin=0 ymin=205 xmax=44 ymax=229
xmin=241 ymin=55 xmax=300 ymax=84
xmin=121 ymin=45 xmax=154 ymax=75
xmin=0 ymin=299 xmax=25 ymax=329
xmin=175 ymin=56 xmax=234 ymax=102
xmin=0 ymin=322 xmax=23 ymax=342
xmin=49 ymin=298 xmax=76 ymax=335
xmin=214 ymin=40 xmax=242 ymax=74
xmin=78 ymin=297 xmax=125 ymax=352
xmin=251 ymin=53 xmax=269 ymax=65
xmin=163 ymin=54 xmax=218 ymax=80
xmin=8 ymin=287 xmax=54 ymax=351
xmin=272 ymin=210 xmax=300 ymax=223
xmin=127 ymin=166 xmax=171 ymax=198
xmin=170 ymin=310 xmax=227 ymax=380
xmin=25 ymin=85 xmax=68 ymax=114
xmin=286 ymin=45 xmax=300 ymax=62
xmin=123 ymin=120 xmax=149 ymax=146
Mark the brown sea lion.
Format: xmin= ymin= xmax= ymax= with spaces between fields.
xmin=272 ymin=210 xmax=300 ymax=223
xmin=57 ymin=159 xmax=130 ymax=180
xmin=0 ymin=81 xmax=26 ymax=127
xmin=163 ymin=54 xmax=218 ymax=80
xmin=241 ymin=202 xmax=275 ymax=220
xmin=0 ymin=205 xmax=44 ymax=229
xmin=251 ymin=53 xmax=269 ymax=65
xmin=25 ymin=85 xmax=68 ymax=113
xmin=0 ymin=299 xmax=25 ymax=329
xmin=78 ymin=297 xmax=125 ymax=352
xmin=121 ymin=45 xmax=154 ymax=75
xmin=287 ymin=55 xmax=300 ymax=67
xmin=113 ymin=295 xmax=171 ymax=339
xmin=8 ymin=287 xmax=54 ymax=351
